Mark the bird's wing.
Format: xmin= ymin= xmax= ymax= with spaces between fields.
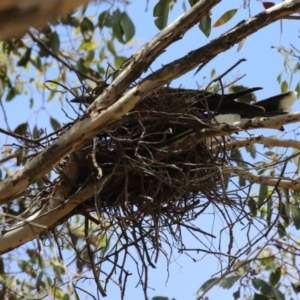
xmin=161 ymin=87 xmax=265 ymax=117
xmin=192 ymin=89 xmax=265 ymax=116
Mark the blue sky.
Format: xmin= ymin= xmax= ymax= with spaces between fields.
xmin=1 ymin=1 xmax=300 ymax=299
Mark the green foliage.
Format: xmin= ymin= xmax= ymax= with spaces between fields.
xmin=258 ymin=184 xmax=268 ymax=207
xmin=17 ymin=47 xmax=32 ymax=67
xmin=252 ymin=278 xmax=284 ymax=299
xmin=269 ymin=267 xmax=281 ymax=286
xmin=290 ymin=203 xmax=300 ymax=229
xmin=50 ymin=117 xmax=61 ymax=131
xmin=199 ymin=14 xmax=212 ymax=37
xmin=245 ymin=144 xmax=257 ymax=159
xmin=213 ymin=9 xmax=238 ymax=27
xmin=230 ymin=149 xmax=247 ymax=186
xmin=198 ymin=277 xmax=220 ymax=294
xmin=13 ymin=122 xmax=28 ymax=135
xmin=229 ymin=85 xmax=258 ymax=104
xmin=100 ymin=9 xmax=136 ymax=43
xmin=276 ymin=46 xmax=300 ymax=93
xmin=219 ymin=276 xmax=239 ymax=289
xmin=188 ymin=0 xmax=200 ymax=6
xmin=281 ymin=80 xmax=288 ymax=93
xmin=49 ymin=31 xmax=60 ymax=53
xmin=119 ymin=12 xmax=135 ymax=42
xmin=154 ymin=0 xmax=171 ymax=30
xmin=80 ymin=17 xmax=95 ymax=41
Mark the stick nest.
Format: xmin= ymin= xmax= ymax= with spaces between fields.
xmin=75 ymin=87 xmax=232 ymax=225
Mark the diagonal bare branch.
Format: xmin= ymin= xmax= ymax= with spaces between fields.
xmin=222 ymin=166 xmax=300 ymax=190
xmin=0 ymin=175 xmax=111 ymax=254
xmin=211 ymin=135 xmax=300 ymax=153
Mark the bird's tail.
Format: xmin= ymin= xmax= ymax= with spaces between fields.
xmin=254 ymin=91 xmax=298 ymax=113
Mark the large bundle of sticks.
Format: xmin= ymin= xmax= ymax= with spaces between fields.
xmin=75 ymin=87 xmax=233 ymax=225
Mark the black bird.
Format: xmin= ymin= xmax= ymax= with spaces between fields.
xmin=165 ymin=87 xmax=265 ymax=117
xmin=176 ymin=87 xmax=297 ymax=118
xmin=70 ymin=86 xmax=297 ymax=118
xmin=252 ymin=91 xmax=297 ymax=115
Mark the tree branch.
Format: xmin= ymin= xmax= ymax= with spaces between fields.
xmin=211 ymin=135 xmax=300 ymax=153
xmin=0 ymin=0 xmax=91 ymax=39
xmin=0 ymin=175 xmax=111 ymax=254
xmin=222 ymin=166 xmax=300 ymax=190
